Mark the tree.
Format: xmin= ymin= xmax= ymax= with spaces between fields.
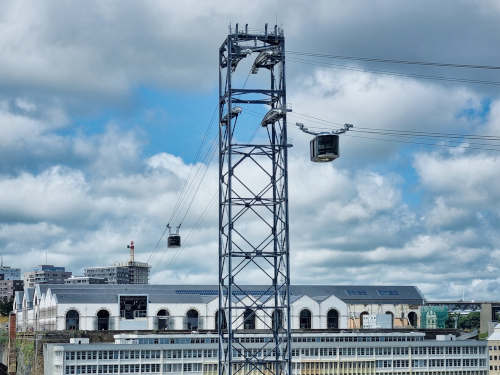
xmin=0 ymin=298 xmax=13 ymax=316
xmin=457 ymin=312 xmax=480 ymax=330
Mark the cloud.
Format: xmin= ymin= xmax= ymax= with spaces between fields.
xmin=414 ymin=151 xmax=500 ymax=207
xmin=1 ymin=0 xmax=500 ymax=105
xmin=1 ymin=1 xmax=500 ymax=301
xmin=287 ymin=68 xmax=483 ymax=166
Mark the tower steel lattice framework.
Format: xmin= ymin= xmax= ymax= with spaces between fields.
xmin=218 ymin=24 xmax=291 ymax=375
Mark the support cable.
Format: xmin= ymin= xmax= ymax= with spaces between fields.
xmin=287 ymin=57 xmax=500 ymax=87
xmin=147 ymin=105 xmax=218 ymax=263
xmin=167 ymin=105 xmax=218 ymax=226
xmin=288 ymin=111 xmax=500 ymax=152
xmin=286 ymin=50 xmax=500 ymax=70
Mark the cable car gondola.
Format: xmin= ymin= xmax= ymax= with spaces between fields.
xmin=310 ymin=134 xmax=339 ymax=162
xmin=296 ymin=122 xmax=353 ymax=163
xmin=167 ymin=224 xmax=181 ymax=248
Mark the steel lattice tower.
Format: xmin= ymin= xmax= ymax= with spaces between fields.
xmin=218 ymin=24 xmax=291 ymax=375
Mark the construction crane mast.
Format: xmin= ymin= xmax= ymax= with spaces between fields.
xmin=218 ymin=24 xmax=291 ymax=375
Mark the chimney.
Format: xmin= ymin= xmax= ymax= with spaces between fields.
xmin=8 ymin=313 xmax=16 ymax=375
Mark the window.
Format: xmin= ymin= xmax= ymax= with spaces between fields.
xmin=359 ymin=311 xmax=369 ymax=328
xmin=65 ymin=310 xmax=79 ymax=330
xmin=408 ymin=311 xmax=418 ymax=327
xmin=97 ymin=310 xmax=109 ymax=330
xmin=272 ymin=309 xmax=283 ymax=330
xmin=299 ymin=309 xmax=312 ymax=329
xmin=346 ymin=289 xmax=368 ymax=296
xmin=215 ymin=309 xmax=227 ymax=330
xmin=157 ymin=309 xmax=170 ymax=330
xmin=243 ymin=309 xmax=255 ymax=330
xmin=186 ymin=309 xmax=199 ymax=330
xmin=377 ymin=289 xmax=400 ymax=296
xmin=327 ymin=309 xmax=339 ymax=329
xmin=385 ymin=311 xmax=394 ymax=329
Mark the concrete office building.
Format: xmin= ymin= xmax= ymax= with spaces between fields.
xmin=43 ymin=332 xmax=488 ymax=375
xmin=23 ymin=264 xmax=72 ymax=288
xmin=84 ymin=263 xmax=149 ymax=284
xmin=14 ymin=284 xmax=424 ymax=332
xmin=84 ymin=242 xmax=150 ymax=284
xmin=84 ymin=265 xmax=132 ymax=284
xmin=65 ymin=276 xmax=107 ymax=285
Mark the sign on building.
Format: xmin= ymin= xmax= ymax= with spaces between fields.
xmin=362 ymin=314 xmax=393 ymax=329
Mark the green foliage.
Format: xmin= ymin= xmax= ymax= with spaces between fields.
xmin=458 ymin=311 xmax=480 ymax=330
xmin=445 ymin=315 xmax=457 ymax=328
xmin=0 ymin=299 xmax=13 ymax=316
xmin=16 ymin=340 xmax=34 ymax=367
xmin=446 ymin=311 xmax=480 ymax=330
xmin=479 ymin=332 xmax=488 ymax=340
xmin=0 ymin=330 xmax=7 ymax=344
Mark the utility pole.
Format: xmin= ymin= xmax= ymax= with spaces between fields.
xmin=218 ymin=24 xmax=291 ymax=375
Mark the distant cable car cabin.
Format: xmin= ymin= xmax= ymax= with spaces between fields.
xmin=167 ymin=224 xmax=181 ymax=248
xmin=296 ymin=122 xmax=353 ymax=163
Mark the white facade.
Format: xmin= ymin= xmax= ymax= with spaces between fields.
xmin=43 ymin=332 xmax=489 ymax=375
xmin=14 ymin=284 xmax=423 ymax=332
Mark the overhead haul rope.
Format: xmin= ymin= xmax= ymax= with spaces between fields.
xmin=147 ymin=105 xmax=218 ymax=263
xmin=287 ymin=57 xmax=500 ymax=87
xmin=286 ymin=50 xmax=500 ymax=70
xmin=287 ymin=111 xmax=500 ymax=152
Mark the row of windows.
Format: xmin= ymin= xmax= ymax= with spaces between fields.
xmin=294 ymin=335 xmax=423 ymax=343
xmin=130 ymin=334 xmax=422 ymax=345
xmin=65 ymin=364 xmax=161 ymax=374
xmin=64 ymin=308 xmax=343 ymax=331
xmin=289 ymin=346 xmax=485 ymax=357
xmin=64 ymin=345 xmax=486 ymax=363
xmin=293 ymin=361 xmax=373 ymax=370
xmin=64 ymin=362 xmax=490 ymax=375
xmin=376 ymin=358 xmax=485 ymax=368
xmin=64 ymin=362 xmax=207 ymax=374
xmin=136 ymin=337 xmax=217 ymax=345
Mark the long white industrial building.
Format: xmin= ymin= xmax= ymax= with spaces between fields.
xmin=43 ymin=332 xmax=489 ymax=375
xmin=14 ymin=284 xmax=424 ymax=332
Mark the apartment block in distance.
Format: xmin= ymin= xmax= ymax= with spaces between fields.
xmin=84 ymin=241 xmax=150 ymax=284
xmin=0 ymin=265 xmax=21 ymax=280
xmin=0 ymin=279 xmax=23 ymax=300
xmin=23 ymin=265 xmax=72 ymax=288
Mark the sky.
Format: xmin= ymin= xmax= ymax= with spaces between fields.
xmin=1 ymin=0 xmax=500 ymax=300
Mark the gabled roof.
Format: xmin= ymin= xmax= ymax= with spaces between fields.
xmin=14 ymin=291 xmax=24 ymax=310
xmin=32 ymin=284 xmax=424 ymax=306
xmin=24 ymin=288 xmax=34 ymax=303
